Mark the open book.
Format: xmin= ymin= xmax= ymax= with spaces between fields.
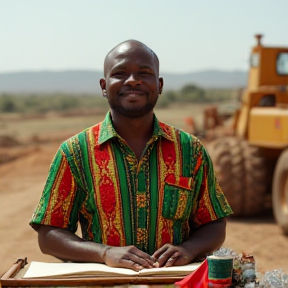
xmin=23 ymin=261 xmax=201 ymax=279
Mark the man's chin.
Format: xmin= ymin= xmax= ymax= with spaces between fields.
xmin=111 ymin=105 xmax=154 ymax=118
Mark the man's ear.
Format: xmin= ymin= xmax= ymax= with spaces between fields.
xmin=100 ymin=79 xmax=107 ymax=97
xmin=159 ymin=77 xmax=164 ymax=94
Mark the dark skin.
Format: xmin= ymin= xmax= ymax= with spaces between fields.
xmin=36 ymin=40 xmax=227 ymax=271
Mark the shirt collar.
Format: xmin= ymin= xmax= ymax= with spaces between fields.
xmin=98 ymin=111 xmax=174 ymax=145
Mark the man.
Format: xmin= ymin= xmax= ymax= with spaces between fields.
xmin=30 ymin=40 xmax=233 ymax=272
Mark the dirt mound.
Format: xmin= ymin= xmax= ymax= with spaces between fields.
xmin=0 ymin=135 xmax=20 ymax=147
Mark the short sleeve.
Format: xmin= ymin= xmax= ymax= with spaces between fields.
xmin=191 ymin=142 xmax=233 ymax=226
xmin=29 ymin=146 xmax=79 ymax=233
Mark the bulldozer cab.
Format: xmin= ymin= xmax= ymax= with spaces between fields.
xmin=235 ymin=35 xmax=288 ymax=141
xmin=248 ymin=34 xmax=288 ymax=89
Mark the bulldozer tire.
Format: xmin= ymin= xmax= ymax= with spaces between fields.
xmin=272 ymin=148 xmax=288 ymax=235
xmin=206 ymin=137 xmax=268 ymax=216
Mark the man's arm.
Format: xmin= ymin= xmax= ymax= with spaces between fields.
xmin=37 ymin=225 xmax=156 ymax=271
xmin=152 ymin=218 xmax=226 ymax=267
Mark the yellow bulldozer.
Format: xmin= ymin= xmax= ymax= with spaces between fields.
xmin=206 ymin=35 xmax=288 ymax=234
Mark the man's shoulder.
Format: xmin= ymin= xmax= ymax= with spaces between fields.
xmin=61 ymin=121 xmax=103 ymax=149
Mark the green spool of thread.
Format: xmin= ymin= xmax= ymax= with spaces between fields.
xmin=207 ymin=255 xmax=233 ymax=284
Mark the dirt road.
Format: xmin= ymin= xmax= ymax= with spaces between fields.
xmin=1 ymin=141 xmax=288 ymax=276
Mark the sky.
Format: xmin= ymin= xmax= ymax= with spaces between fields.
xmin=1 ymin=0 xmax=288 ymax=74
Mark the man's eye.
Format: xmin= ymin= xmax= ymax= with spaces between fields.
xmin=140 ymin=70 xmax=153 ymax=75
xmin=111 ymin=71 xmax=125 ymax=77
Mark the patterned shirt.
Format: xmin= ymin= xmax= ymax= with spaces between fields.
xmin=30 ymin=112 xmax=232 ymax=254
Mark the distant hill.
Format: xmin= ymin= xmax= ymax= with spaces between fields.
xmin=0 ymin=70 xmax=247 ymax=95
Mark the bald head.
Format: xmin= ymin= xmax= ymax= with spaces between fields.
xmin=103 ymin=40 xmax=159 ymax=77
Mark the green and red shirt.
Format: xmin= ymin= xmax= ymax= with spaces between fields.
xmin=30 ymin=112 xmax=232 ymax=254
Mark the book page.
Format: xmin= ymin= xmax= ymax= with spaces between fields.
xmin=139 ymin=263 xmax=201 ymax=276
xmin=23 ymin=261 xmax=201 ymax=279
xmin=23 ymin=262 xmax=138 ymax=278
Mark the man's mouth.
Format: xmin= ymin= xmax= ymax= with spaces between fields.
xmin=119 ymin=90 xmax=146 ymax=97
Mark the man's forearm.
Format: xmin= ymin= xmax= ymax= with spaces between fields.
xmin=179 ymin=218 xmax=226 ymax=262
xmin=37 ymin=225 xmax=107 ymax=263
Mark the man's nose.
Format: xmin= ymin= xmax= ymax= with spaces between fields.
xmin=124 ymin=74 xmax=141 ymax=86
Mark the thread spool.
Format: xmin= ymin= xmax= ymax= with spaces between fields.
xmin=207 ymin=255 xmax=233 ymax=287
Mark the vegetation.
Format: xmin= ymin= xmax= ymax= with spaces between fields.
xmin=0 ymin=85 xmax=236 ymax=114
xmin=157 ymin=85 xmax=236 ymax=108
xmin=0 ymin=93 xmax=109 ymax=114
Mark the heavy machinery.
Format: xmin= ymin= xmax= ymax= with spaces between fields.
xmin=206 ymin=35 xmax=288 ymax=233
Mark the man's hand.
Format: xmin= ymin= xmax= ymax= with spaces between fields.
xmin=152 ymin=218 xmax=227 ymax=268
xmin=103 ymin=245 xmax=156 ymax=271
xmin=152 ymin=244 xmax=193 ymax=267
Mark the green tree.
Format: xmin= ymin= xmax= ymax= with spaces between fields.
xmin=178 ymin=84 xmax=205 ymax=102
xmin=0 ymin=94 xmax=17 ymax=112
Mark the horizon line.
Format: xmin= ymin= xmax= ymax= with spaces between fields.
xmin=0 ymin=68 xmax=248 ymax=75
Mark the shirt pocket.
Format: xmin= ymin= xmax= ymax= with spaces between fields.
xmin=162 ymin=176 xmax=193 ymax=221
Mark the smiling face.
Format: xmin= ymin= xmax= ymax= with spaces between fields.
xmin=100 ymin=41 xmax=163 ymax=118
